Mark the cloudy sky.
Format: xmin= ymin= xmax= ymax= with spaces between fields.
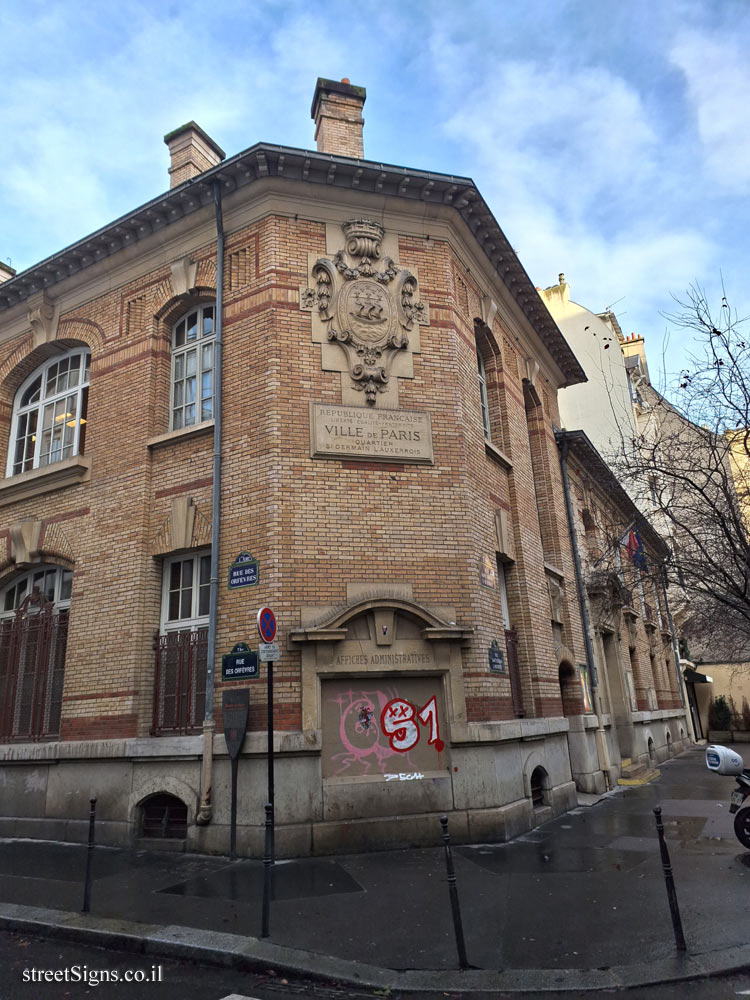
xmin=2 ymin=0 xmax=748 ymax=386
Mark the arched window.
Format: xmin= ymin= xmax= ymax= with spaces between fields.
xmin=0 ymin=565 xmax=71 ymax=742
xmin=7 ymin=349 xmax=90 ymax=476
xmin=530 ymin=766 xmax=549 ymax=808
xmin=1 ymin=564 xmax=72 ymax=619
xmin=171 ymin=305 xmax=215 ymax=430
xmin=477 ymin=348 xmax=491 ymax=439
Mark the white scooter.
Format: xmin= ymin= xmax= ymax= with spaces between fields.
xmin=706 ymin=744 xmax=750 ymax=848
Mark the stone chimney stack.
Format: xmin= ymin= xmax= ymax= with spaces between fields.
xmin=0 ymin=262 xmax=16 ymax=284
xmin=311 ymin=78 xmax=366 ymax=158
xmin=164 ymin=122 xmax=226 ymax=189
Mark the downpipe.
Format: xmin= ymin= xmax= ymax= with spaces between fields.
xmin=197 ymin=179 xmax=225 ymax=826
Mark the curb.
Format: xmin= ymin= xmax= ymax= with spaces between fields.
xmin=2 ymin=903 xmax=750 ymax=993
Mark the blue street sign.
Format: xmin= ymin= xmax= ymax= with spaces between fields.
xmin=222 ymin=642 xmax=258 ymax=681
xmin=228 ymin=552 xmax=259 ymax=590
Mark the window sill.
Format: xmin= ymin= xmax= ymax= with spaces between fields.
xmin=544 ymin=561 xmax=565 ymax=581
xmin=0 ymin=456 xmax=91 ymax=507
xmin=484 ymin=439 xmax=512 ymax=470
xmin=147 ymin=420 xmax=214 ymax=451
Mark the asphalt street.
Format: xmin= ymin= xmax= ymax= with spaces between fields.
xmin=2 ymin=744 xmax=750 ymax=995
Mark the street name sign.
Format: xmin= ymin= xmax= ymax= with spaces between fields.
xmin=228 ymin=552 xmax=259 ymax=590
xmin=222 ymin=642 xmax=258 ymax=681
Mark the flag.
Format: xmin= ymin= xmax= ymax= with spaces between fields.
xmin=621 ymin=527 xmax=648 ymax=572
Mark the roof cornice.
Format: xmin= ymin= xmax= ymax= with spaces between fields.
xmin=1 ymin=142 xmax=585 ymax=385
xmin=555 ymin=428 xmax=669 ymax=560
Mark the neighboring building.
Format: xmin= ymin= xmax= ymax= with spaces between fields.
xmin=556 ymin=429 xmax=688 ymax=782
xmin=1 ymin=79 xmax=689 ymax=856
xmin=539 ymin=276 xmax=637 ymax=458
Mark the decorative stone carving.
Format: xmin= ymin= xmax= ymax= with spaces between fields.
xmin=170 ymin=257 xmax=198 ymax=298
xmin=27 ymin=292 xmax=57 ymax=348
xmin=480 ymin=295 xmax=498 ymax=329
xmin=151 ymin=496 xmax=211 ymax=555
xmin=547 ymin=576 xmax=564 ymax=624
xmin=9 ymin=519 xmax=42 ymax=565
xmin=302 ymin=219 xmax=428 ymax=405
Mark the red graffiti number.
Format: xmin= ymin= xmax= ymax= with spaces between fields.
xmin=381 ymin=697 xmax=443 ymax=754
xmin=417 ymin=695 xmax=444 ymax=752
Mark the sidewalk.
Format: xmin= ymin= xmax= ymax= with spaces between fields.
xmin=1 ymin=745 xmax=750 ymax=993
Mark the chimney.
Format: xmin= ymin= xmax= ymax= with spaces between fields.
xmin=311 ymin=77 xmax=366 ymax=158
xmin=0 ymin=262 xmax=16 ymax=285
xmin=164 ymin=122 xmax=226 ymax=189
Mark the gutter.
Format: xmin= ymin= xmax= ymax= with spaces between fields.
xmin=196 ymin=179 xmax=224 ymax=825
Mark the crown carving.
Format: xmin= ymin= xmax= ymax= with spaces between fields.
xmin=342 ymin=219 xmax=384 ymax=261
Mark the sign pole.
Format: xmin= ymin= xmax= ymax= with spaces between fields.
xmin=267 ymin=657 xmax=275 ymax=861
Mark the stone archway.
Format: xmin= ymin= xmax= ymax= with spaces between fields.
xmin=289 ymin=590 xmax=473 ymax=848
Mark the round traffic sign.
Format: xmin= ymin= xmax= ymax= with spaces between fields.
xmin=257 ymin=606 xmax=277 ymax=643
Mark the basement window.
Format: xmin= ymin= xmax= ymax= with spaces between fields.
xmin=141 ymin=793 xmax=188 ymax=839
xmin=530 ymin=766 xmax=548 ymax=809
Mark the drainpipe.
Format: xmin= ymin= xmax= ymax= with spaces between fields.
xmin=660 ymin=564 xmax=696 ymax=743
xmin=196 ymin=179 xmax=224 ymax=825
xmin=557 ymin=432 xmax=612 ymax=789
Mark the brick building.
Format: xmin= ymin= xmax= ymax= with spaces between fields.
xmin=0 ymin=79 xmax=685 ymax=854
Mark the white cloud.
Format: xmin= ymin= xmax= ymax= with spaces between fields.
xmin=669 ymin=28 xmax=750 ymax=192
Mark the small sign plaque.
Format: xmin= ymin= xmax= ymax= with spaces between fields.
xmin=222 ymin=642 xmax=258 ymax=681
xmin=480 ymin=554 xmax=498 ymax=589
xmin=222 ymin=688 xmax=249 ymax=759
xmin=228 ymin=552 xmax=259 ymax=590
xmin=259 ymin=641 xmax=280 ymax=662
xmin=488 ymin=640 xmax=506 ymax=674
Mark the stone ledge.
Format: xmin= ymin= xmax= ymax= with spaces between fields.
xmin=451 ymin=716 xmax=570 ymax=745
xmin=0 ymin=730 xmax=323 ymax=762
xmin=0 ymin=456 xmax=91 ymax=507
xmin=147 ymin=420 xmax=214 ymax=450
xmin=484 ymin=439 xmax=512 ymax=469
xmin=631 ymin=708 xmax=688 ymax=724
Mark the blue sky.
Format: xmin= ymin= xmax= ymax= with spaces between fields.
xmin=2 ymin=0 xmax=749 ymax=387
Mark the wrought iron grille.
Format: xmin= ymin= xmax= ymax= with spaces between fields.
xmin=505 ymin=627 xmax=525 ymax=718
xmin=152 ymin=628 xmax=207 ymax=735
xmin=0 ymin=600 xmax=67 ymax=743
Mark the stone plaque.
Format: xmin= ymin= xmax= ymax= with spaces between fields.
xmin=310 ymin=403 xmax=433 ymax=464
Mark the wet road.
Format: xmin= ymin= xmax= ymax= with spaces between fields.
xmin=1 ymin=745 xmax=749 ymax=980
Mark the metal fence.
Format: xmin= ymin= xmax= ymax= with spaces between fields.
xmin=152 ymin=628 xmax=207 ymax=735
xmin=0 ymin=606 xmax=67 ymax=742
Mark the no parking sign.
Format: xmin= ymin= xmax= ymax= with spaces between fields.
xmin=257 ymin=606 xmax=277 ymax=643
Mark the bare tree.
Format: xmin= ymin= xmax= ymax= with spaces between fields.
xmin=613 ymin=284 xmax=750 ymax=663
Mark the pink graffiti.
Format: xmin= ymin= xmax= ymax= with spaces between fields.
xmin=328 ymin=687 xmax=423 ymax=776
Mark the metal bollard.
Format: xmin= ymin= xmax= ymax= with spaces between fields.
xmin=261 ymin=803 xmax=273 ymax=938
xmin=81 ymin=796 xmax=97 ymax=914
xmin=653 ymin=806 xmax=686 ymax=951
xmin=439 ymin=814 xmax=469 ymax=969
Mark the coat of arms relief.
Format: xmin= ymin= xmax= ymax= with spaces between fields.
xmin=301 ymin=219 xmax=429 ymax=406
